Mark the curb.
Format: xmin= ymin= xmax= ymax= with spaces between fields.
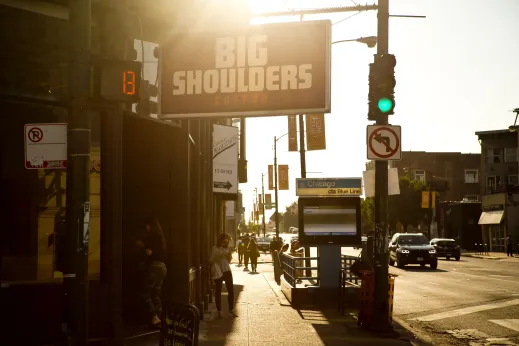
xmin=393 ymin=316 xmax=434 ymax=346
xmin=462 ymin=254 xmax=501 ymax=260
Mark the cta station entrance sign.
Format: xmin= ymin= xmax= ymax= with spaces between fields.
xmin=159 ymin=20 xmax=331 ymax=119
xmin=296 ymin=178 xmax=362 ymax=197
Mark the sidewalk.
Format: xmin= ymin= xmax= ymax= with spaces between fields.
xmin=462 ymin=251 xmax=519 ymax=260
xmin=127 ymin=256 xmax=422 ymax=346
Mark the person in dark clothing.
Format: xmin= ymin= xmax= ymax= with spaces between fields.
xmin=248 ymin=238 xmax=259 ymax=273
xmin=506 ymin=235 xmax=513 ymax=256
xmin=242 ymin=234 xmax=251 ymax=271
xmin=136 ymin=216 xmax=167 ymax=328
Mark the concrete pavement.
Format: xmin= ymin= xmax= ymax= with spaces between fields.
xmin=127 ymin=253 xmax=419 ymax=346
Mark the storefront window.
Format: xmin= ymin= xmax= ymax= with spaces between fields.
xmin=0 ymin=103 xmax=101 ymax=284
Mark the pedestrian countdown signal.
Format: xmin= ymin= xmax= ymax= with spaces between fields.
xmin=97 ymin=60 xmax=142 ymax=102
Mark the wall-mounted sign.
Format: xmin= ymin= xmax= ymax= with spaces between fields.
xmin=160 ymin=20 xmax=331 ymax=119
xmin=213 ymin=124 xmax=238 ymax=195
xmin=25 ymin=123 xmax=67 ymax=169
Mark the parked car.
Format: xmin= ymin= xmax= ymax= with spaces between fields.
xmin=388 ymin=233 xmax=438 ymax=269
xmin=430 ymin=238 xmax=461 ymax=261
xmin=256 ymin=237 xmax=271 ymax=253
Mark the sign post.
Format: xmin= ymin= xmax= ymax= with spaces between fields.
xmin=159 ymin=20 xmax=331 ymax=119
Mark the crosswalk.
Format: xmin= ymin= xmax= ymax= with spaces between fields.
xmin=407 ymin=299 xmax=519 ymax=345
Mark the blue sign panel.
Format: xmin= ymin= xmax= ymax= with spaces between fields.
xmin=296 ymin=178 xmax=362 ymax=196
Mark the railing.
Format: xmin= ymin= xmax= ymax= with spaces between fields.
xmin=474 ymin=243 xmax=489 ymax=255
xmin=280 ymin=253 xmax=319 ymax=287
xmin=340 ymin=255 xmax=362 ymax=286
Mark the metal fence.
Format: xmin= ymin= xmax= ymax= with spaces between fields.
xmin=340 ymin=254 xmax=362 ymax=286
xmin=280 ymin=253 xmax=319 ymax=287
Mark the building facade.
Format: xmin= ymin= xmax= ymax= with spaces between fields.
xmin=366 ymin=151 xmax=481 ymax=202
xmin=475 ymin=129 xmax=519 ymax=252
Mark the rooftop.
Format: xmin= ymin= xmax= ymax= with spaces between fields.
xmin=475 ymin=129 xmax=512 ymax=136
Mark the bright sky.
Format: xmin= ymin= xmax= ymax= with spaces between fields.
xmin=240 ymin=0 xmax=519 ymax=223
xmin=136 ymin=1 xmax=519 ymax=224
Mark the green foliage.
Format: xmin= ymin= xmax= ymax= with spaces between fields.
xmin=247 ymin=222 xmax=261 ymax=236
xmin=388 ymin=175 xmax=429 ymax=230
xmin=361 ymin=197 xmax=375 ymax=234
xmin=281 ymin=201 xmax=298 ymax=230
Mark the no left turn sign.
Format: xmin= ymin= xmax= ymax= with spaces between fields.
xmin=367 ymin=125 xmax=402 ymax=161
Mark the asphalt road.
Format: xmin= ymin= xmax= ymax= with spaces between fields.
xmin=390 ymin=256 xmax=519 ymax=346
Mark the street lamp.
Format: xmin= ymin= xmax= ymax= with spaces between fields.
xmin=332 ymin=36 xmax=377 ymax=48
xmin=508 ymin=108 xmax=519 ymax=132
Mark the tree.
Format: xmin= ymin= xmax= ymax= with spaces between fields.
xmin=387 ymin=175 xmax=428 ymax=232
xmin=281 ymin=201 xmax=298 ymax=230
xmin=361 ymin=197 xmax=375 ymax=234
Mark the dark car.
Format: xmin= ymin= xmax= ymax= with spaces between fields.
xmin=256 ymin=237 xmax=271 ymax=253
xmin=388 ymin=233 xmax=438 ymax=269
xmin=430 ymin=238 xmax=460 ymax=261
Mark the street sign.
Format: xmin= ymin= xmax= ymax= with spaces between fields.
xmin=24 ymin=123 xmax=67 ymax=169
xmin=159 ymin=20 xmax=331 ymax=119
xmin=213 ymin=124 xmax=238 ymax=195
xmin=296 ymin=178 xmax=362 ymax=197
xmin=366 ymin=125 xmax=401 ymax=161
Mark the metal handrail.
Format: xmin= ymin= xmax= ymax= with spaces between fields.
xmin=340 ymin=254 xmax=362 ymax=286
xmin=280 ymin=253 xmax=319 ymax=287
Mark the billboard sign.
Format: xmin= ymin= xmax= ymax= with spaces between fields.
xmin=160 ymin=20 xmax=332 ymax=119
xmin=213 ymin=124 xmax=239 ymax=194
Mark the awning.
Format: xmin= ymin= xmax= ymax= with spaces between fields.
xmin=478 ymin=210 xmax=504 ymax=225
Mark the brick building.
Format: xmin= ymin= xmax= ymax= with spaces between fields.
xmin=366 ymin=151 xmax=481 ymax=202
xmin=475 ymin=129 xmax=519 ymax=252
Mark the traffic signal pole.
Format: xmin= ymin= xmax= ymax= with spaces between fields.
xmin=262 ymin=173 xmax=266 ymax=236
xmin=63 ymin=0 xmax=92 ymax=344
xmin=274 ymin=136 xmax=280 ymax=239
xmin=373 ymin=0 xmax=391 ymax=332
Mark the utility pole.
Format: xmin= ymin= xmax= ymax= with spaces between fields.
xmin=274 ymin=136 xmax=280 ymax=239
xmin=373 ymin=0 xmax=391 ymax=332
xmin=63 ymin=0 xmax=92 ymax=344
xmin=262 ymin=173 xmax=266 ymax=237
xmin=299 ymin=114 xmax=312 ymax=277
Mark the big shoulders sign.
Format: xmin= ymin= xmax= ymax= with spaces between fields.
xmin=160 ymin=20 xmax=331 ymax=119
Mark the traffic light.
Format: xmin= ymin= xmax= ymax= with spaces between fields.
xmin=136 ymin=80 xmax=159 ymax=116
xmin=368 ymin=54 xmax=396 ymax=121
xmin=238 ymin=159 xmax=248 ymax=183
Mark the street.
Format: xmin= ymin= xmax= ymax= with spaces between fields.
xmin=392 ymin=256 xmax=519 ymax=346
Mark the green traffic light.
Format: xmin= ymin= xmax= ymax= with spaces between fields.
xmin=378 ymin=97 xmax=393 ymax=113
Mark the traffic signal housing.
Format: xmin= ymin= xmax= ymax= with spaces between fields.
xmin=368 ymin=54 xmax=396 ymax=121
xmin=136 ymin=80 xmax=158 ymax=116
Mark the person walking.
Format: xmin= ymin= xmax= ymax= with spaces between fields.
xmin=136 ymin=216 xmax=167 ymax=328
xmin=236 ymin=236 xmax=244 ymax=266
xmin=506 ymin=235 xmax=513 ymax=256
xmin=242 ymin=234 xmax=251 ymax=271
xmin=210 ymin=233 xmax=238 ymax=318
xmin=248 ymin=237 xmax=260 ymax=273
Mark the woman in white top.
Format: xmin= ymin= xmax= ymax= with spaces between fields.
xmin=210 ymin=233 xmax=238 ymax=318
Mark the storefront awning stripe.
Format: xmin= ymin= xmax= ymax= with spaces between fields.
xmin=478 ymin=210 xmax=504 ymax=225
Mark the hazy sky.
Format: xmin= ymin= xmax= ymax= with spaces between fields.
xmin=137 ymin=1 xmax=519 ymax=224
xmin=239 ymin=0 xmax=519 ymax=223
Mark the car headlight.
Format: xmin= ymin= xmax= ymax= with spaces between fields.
xmin=400 ymin=249 xmax=410 ymax=254
xmin=429 ymin=250 xmax=436 ymax=254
